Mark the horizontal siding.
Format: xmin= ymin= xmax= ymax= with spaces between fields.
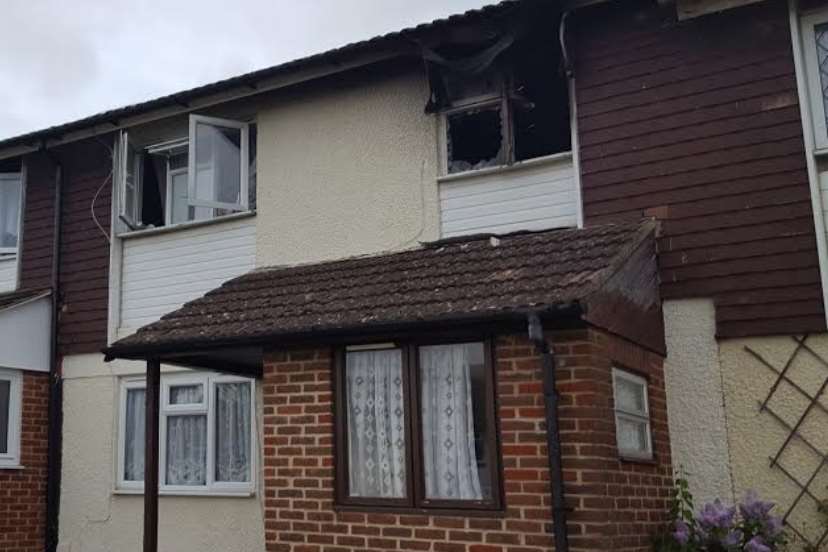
xmin=575 ymin=0 xmax=824 ymax=337
xmin=439 ymin=155 xmax=578 ymax=238
xmin=119 ymin=217 xmax=256 ymax=334
xmin=0 ymin=256 xmax=17 ymax=292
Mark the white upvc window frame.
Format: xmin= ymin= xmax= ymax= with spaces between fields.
xmin=801 ymin=10 xmax=828 ymax=151
xmin=0 ymin=172 xmax=24 ymax=256
xmin=118 ymin=130 xmax=143 ymax=229
xmin=116 ymin=372 xmax=256 ymax=496
xmin=611 ymin=367 xmax=653 ymax=460
xmin=187 ymin=114 xmax=249 ymax=213
xmin=0 ymin=368 xmax=23 ymax=469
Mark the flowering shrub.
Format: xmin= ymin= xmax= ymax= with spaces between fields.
xmin=655 ymin=478 xmax=787 ymax=552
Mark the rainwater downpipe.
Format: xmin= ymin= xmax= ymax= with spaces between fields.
xmin=44 ymin=149 xmax=64 ymax=552
xmin=527 ymin=312 xmax=569 ymax=552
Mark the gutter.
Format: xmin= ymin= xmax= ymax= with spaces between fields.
xmin=527 ymin=312 xmax=569 ymax=552
xmin=44 ymin=152 xmax=63 ymax=552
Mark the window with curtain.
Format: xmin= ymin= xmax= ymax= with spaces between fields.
xmin=612 ymin=368 xmax=652 ymax=460
xmin=337 ymin=340 xmax=500 ymax=510
xmin=118 ymin=373 xmax=254 ymax=494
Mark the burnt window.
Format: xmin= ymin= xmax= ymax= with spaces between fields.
xmin=335 ymin=339 xmax=502 ymax=511
xmin=446 ymin=106 xmax=505 ymax=173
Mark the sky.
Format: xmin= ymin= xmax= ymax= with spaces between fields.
xmin=0 ymin=0 xmax=491 ymax=141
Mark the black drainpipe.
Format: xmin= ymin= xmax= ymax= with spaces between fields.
xmin=527 ymin=312 xmax=569 ymax=552
xmin=44 ymin=152 xmax=63 ymax=552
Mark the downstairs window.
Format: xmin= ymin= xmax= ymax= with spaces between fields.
xmin=612 ymin=368 xmax=653 ymax=460
xmin=118 ymin=372 xmax=255 ymax=494
xmin=336 ymin=340 xmax=501 ymax=510
xmin=0 ymin=368 xmax=22 ymax=469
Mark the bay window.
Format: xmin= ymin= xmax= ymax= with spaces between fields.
xmin=118 ymin=114 xmax=255 ymax=231
xmin=0 ymin=368 xmax=22 ymax=469
xmin=118 ymin=372 xmax=255 ymax=494
xmin=335 ymin=340 xmax=501 ymax=510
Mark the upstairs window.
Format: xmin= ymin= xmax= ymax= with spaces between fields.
xmin=119 ymin=115 xmax=255 ymax=231
xmin=801 ymin=10 xmax=828 ymax=150
xmin=0 ymin=173 xmax=22 ymax=255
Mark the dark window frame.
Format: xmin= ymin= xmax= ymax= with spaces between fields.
xmin=334 ymin=336 xmax=503 ymax=512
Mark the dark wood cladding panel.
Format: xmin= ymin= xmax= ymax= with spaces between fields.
xmin=575 ymin=0 xmax=824 ymax=337
xmin=17 ymin=140 xmax=112 ymax=355
xmin=58 ymin=141 xmax=112 ymax=355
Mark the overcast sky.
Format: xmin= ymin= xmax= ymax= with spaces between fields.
xmin=0 ymin=0 xmax=490 ymax=141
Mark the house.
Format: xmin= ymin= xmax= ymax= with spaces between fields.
xmin=1 ymin=0 xmax=828 ymax=551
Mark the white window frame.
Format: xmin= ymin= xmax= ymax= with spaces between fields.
xmin=118 ymin=131 xmax=143 ymax=229
xmin=0 ymin=368 xmax=23 ymax=469
xmin=0 ymin=172 xmax=23 ymax=256
xmin=187 ymin=114 xmax=249 ymax=212
xmin=801 ymin=10 xmax=828 ymax=151
xmin=611 ymin=368 xmax=653 ymax=460
xmin=116 ymin=372 xmax=256 ymax=496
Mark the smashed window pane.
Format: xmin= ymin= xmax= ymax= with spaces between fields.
xmin=447 ymin=106 xmax=504 ymax=174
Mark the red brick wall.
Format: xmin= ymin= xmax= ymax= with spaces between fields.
xmin=0 ymin=371 xmax=49 ymax=552
xmin=261 ymin=329 xmax=672 ymax=552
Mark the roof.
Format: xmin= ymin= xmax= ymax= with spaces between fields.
xmin=0 ymin=288 xmax=51 ymax=313
xmin=105 ymin=221 xmax=661 ymax=361
xmin=0 ymin=1 xmax=522 ymax=153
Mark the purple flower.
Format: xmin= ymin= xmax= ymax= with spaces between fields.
xmin=697 ymin=499 xmax=736 ymax=531
xmin=764 ymin=515 xmax=784 ymax=538
xmin=721 ymin=529 xmax=742 ymax=547
xmin=745 ymin=536 xmax=771 ymax=552
xmin=673 ymin=520 xmax=690 ymax=545
xmin=740 ymin=490 xmax=775 ymax=522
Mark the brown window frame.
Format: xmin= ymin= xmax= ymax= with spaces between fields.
xmin=334 ymin=337 xmax=503 ymax=512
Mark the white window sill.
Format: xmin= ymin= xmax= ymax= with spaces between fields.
xmin=113 ymin=488 xmax=255 ymax=498
xmin=0 ymin=464 xmax=25 ymax=470
xmin=438 ymin=150 xmax=573 ymax=183
xmin=117 ymin=210 xmax=255 ymax=240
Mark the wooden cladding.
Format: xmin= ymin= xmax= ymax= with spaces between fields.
xmin=575 ymin=0 xmax=825 ymax=337
xmin=18 ymin=142 xmax=112 ymax=355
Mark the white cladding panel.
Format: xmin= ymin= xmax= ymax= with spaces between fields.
xmin=119 ymin=217 xmax=256 ymax=336
xmin=0 ymin=295 xmax=51 ymax=372
xmin=0 ymin=256 xmax=17 ymax=293
xmin=439 ymin=155 xmax=578 ymax=238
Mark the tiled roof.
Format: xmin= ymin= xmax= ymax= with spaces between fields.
xmin=105 ymin=221 xmax=657 ymax=357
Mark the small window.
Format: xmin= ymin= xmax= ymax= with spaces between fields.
xmin=337 ymin=340 xmax=501 ymax=510
xmin=118 ymin=115 xmax=255 ymax=232
xmin=801 ymin=11 xmax=828 ymax=149
xmin=612 ymin=368 xmax=652 ymax=460
xmin=118 ymin=372 xmax=255 ymax=494
xmin=0 ymin=173 xmax=22 ymax=255
xmin=0 ymin=368 xmax=22 ymax=469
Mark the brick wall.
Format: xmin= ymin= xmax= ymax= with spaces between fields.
xmin=261 ymin=329 xmax=672 ymax=552
xmin=0 ymin=371 xmax=49 ymax=552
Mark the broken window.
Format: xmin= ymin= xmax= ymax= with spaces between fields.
xmin=118 ymin=115 xmax=256 ymax=232
xmin=429 ymin=19 xmax=571 ymax=175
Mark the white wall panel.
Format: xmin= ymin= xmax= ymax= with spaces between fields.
xmin=0 ymin=256 xmax=17 ymax=293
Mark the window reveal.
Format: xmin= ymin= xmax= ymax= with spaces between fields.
xmin=337 ymin=340 xmax=501 ymax=510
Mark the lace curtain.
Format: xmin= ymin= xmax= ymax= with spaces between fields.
xmin=215 ymin=382 xmax=251 ymax=482
xmin=166 ymin=414 xmax=207 ymax=485
xmin=124 ymin=388 xmax=145 ymax=481
xmin=346 ymin=349 xmax=407 ymax=498
xmin=419 ymin=344 xmax=482 ymax=500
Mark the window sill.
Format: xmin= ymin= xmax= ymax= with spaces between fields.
xmin=437 ymin=150 xmax=573 ymax=184
xmin=113 ymin=488 xmax=255 ymax=498
xmin=619 ymin=454 xmax=657 ymax=466
xmin=334 ymin=504 xmax=505 ymax=518
xmin=117 ymin=210 xmax=256 ymax=240
xmin=0 ymin=464 xmax=25 ymax=471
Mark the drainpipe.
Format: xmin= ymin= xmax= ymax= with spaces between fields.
xmin=527 ymin=312 xmax=569 ymax=552
xmin=44 ymin=152 xmax=63 ymax=552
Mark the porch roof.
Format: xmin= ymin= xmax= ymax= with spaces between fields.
xmin=103 ymin=221 xmax=664 ymax=372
